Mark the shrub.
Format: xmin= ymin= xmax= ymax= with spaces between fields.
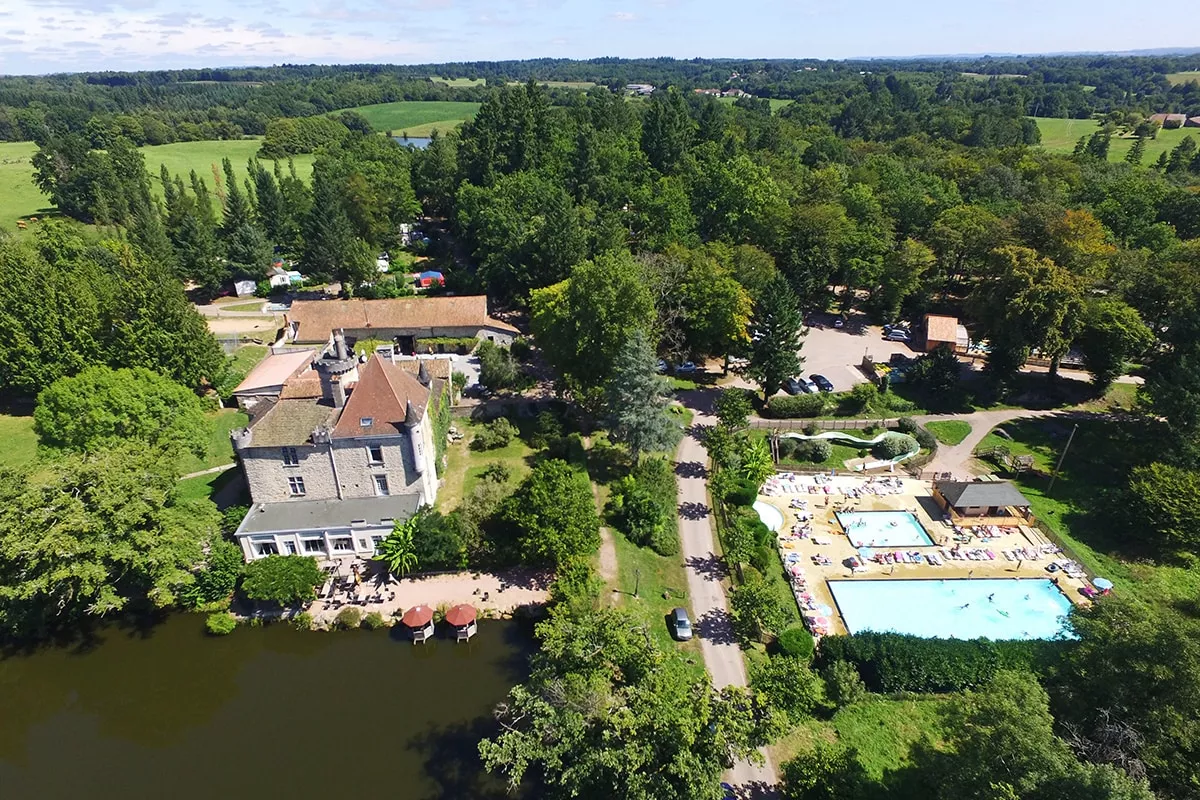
xmin=335 ymin=606 xmax=363 ymax=629
xmin=607 ymin=458 xmax=679 ymax=556
xmin=181 ymin=539 xmax=245 ymax=608
xmin=477 ymin=340 xmax=521 ymax=389
xmin=480 ymin=461 xmax=513 ymax=483
xmin=363 ymin=611 xmax=387 ymax=629
xmin=750 ymin=544 xmax=774 ymax=574
xmin=726 ymin=479 xmax=759 ymax=507
xmin=205 ymin=611 xmax=237 ymax=636
xmin=776 ymin=437 xmax=798 ymax=459
xmin=241 ymin=555 xmax=324 ymax=605
xmin=822 ymin=659 xmax=868 ymax=708
xmin=510 ymin=337 xmax=532 ymax=361
xmin=529 ymin=411 xmax=563 ymax=449
xmin=803 ymin=423 xmax=818 ymax=436
xmin=873 ymin=433 xmax=917 ymax=460
xmin=914 ymin=427 xmax=937 ymax=452
xmin=807 ymin=439 xmax=833 ymax=463
xmin=751 ymin=655 xmax=826 ymax=721
xmin=471 ymin=418 xmax=517 ymax=450
xmin=816 ymin=632 xmax=1001 ymax=693
xmin=778 ymin=626 xmax=816 ymax=661
xmin=767 ymin=394 xmax=825 ymax=418
xmin=292 ymin=611 xmax=315 ymax=631
xmin=846 ymin=381 xmax=877 ymax=414
xmin=895 ymin=417 xmax=919 ymax=434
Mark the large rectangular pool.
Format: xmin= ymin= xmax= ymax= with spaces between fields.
xmin=828 ymin=578 xmax=1074 ymax=641
xmin=836 ymin=510 xmax=933 ymax=548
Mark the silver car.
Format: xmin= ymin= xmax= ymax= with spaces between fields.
xmin=670 ymin=607 xmax=693 ymax=641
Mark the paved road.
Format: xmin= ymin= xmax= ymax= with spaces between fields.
xmin=674 ymin=392 xmax=778 ymax=795
xmin=913 ymin=408 xmax=1065 ymax=478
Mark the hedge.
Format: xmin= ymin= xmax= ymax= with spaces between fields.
xmin=766 ymin=394 xmax=826 ymax=418
xmin=815 ymin=632 xmax=1002 ymax=693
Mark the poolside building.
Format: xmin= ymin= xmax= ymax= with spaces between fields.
xmin=933 ymin=480 xmax=1032 ymax=526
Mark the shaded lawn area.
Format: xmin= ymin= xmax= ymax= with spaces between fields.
xmin=176 ymin=409 xmax=250 ymax=475
xmin=175 ymin=466 xmax=246 ymax=509
xmin=770 ymin=696 xmax=952 ymax=780
xmin=925 ymin=420 xmax=972 ymax=446
xmin=973 ymin=416 xmax=1200 ymax=611
xmin=221 ymin=301 xmax=265 ymax=312
xmin=438 ymin=419 xmax=537 ymax=511
xmin=0 ymin=413 xmax=38 ymax=470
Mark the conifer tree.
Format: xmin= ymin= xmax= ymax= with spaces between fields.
xmin=604 ymin=329 xmax=682 ymax=460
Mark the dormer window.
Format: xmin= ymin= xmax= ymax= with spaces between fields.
xmin=360 ymin=417 xmax=374 ymax=428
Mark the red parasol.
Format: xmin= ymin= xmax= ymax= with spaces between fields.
xmin=444 ymin=604 xmax=477 ymax=627
xmin=402 ymin=604 xmax=434 ymax=627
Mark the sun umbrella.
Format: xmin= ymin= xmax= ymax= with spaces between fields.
xmin=444 ymin=604 xmax=477 ymax=627
xmin=401 ymin=604 xmax=434 ymax=627
xmin=1093 ymin=578 xmax=1114 ymax=591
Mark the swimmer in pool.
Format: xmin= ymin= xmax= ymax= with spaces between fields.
xmin=960 ymin=603 xmax=970 ymax=609
xmin=1024 ymin=594 xmax=1030 ymax=601
xmin=988 ymin=593 xmax=995 ymax=602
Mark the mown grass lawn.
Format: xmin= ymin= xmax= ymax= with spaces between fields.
xmin=0 ymin=413 xmax=38 ymax=470
xmin=338 ymin=101 xmax=481 ymax=136
xmin=925 ymin=420 xmax=972 ymax=446
xmin=176 ymin=409 xmax=250 ymax=476
xmin=771 ymin=695 xmax=952 ymax=780
xmin=1032 ymin=116 xmax=1198 ymax=163
xmin=139 ymin=139 xmax=316 ymax=195
xmin=1166 ymin=71 xmax=1200 ymax=86
xmin=438 ymin=419 xmax=537 ymax=511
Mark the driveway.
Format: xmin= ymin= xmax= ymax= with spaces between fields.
xmin=674 ymin=390 xmax=778 ymax=795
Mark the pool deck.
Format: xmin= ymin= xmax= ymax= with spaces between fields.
xmin=759 ymin=473 xmax=1090 ymax=637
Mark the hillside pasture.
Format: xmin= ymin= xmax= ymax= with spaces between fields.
xmin=430 ymin=77 xmax=486 ymax=87
xmin=1166 ymin=71 xmax=1200 ymax=86
xmin=337 ymin=100 xmax=481 ymax=137
xmin=1032 ymin=116 xmax=1199 ymax=163
xmin=0 ymin=141 xmax=51 ymax=231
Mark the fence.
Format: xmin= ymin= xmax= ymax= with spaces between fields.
xmin=749 ymin=417 xmax=899 ymax=431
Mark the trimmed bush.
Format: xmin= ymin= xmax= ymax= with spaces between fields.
xmin=914 ymin=427 xmax=937 ymax=452
xmin=726 ymin=479 xmax=759 ymax=507
xmin=750 ymin=544 xmax=774 ymax=574
xmin=873 ymin=433 xmax=917 ymax=460
xmin=778 ymin=625 xmax=816 ymax=661
xmin=471 ymin=417 xmax=517 ymax=450
xmin=767 ymin=394 xmax=826 ymax=418
xmin=776 ymin=437 xmax=798 ymax=459
xmin=807 ymin=439 xmax=833 ymax=463
xmin=363 ymin=611 xmax=387 ymax=629
xmin=606 ymin=457 xmax=679 ymax=556
xmin=895 ymin=416 xmax=919 ymax=434
xmin=816 ymin=632 xmax=1002 ymax=693
xmin=205 ymin=611 xmax=237 ymax=636
xmin=334 ymin=606 xmax=363 ymax=629
xmin=292 ymin=611 xmax=315 ymax=631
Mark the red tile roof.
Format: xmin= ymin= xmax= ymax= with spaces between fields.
xmin=332 ymin=355 xmax=430 ymax=439
xmin=925 ymin=314 xmax=959 ymax=343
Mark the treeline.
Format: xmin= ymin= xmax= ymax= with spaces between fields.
xmin=31 ymin=121 xmax=419 ymax=298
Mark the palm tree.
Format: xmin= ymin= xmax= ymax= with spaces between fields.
xmin=374 ymin=518 xmax=419 ymax=577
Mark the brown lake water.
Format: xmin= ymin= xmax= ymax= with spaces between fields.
xmin=0 ymin=615 xmax=533 ymax=800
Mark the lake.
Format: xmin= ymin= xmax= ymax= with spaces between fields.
xmin=392 ymin=137 xmax=432 ymax=149
xmin=0 ymin=615 xmax=533 ymax=799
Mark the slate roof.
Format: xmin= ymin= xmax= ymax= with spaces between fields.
xmin=238 ymin=494 xmax=421 ymax=534
xmin=936 ymin=481 xmax=1031 ymax=509
xmin=246 ymin=398 xmax=339 ymax=447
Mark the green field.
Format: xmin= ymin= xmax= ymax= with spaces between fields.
xmin=0 ymin=414 xmax=38 ymax=470
xmin=925 ymin=420 xmax=972 ymax=446
xmin=0 ymin=139 xmax=316 ymax=230
xmin=716 ymin=96 xmax=792 ymax=112
xmin=1166 ymin=71 xmax=1200 ymax=86
xmin=176 ymin=408 xmax=251 ymax=476
xmin=339 ymin=100 xmax=481 ymax=136
xmin=0 ymin=141 xmax=51 ymax=231
xmin=1032 ymin=116 xmax=1198 ymax=163
xmin=430 ymin=77 xmax=486 ymax=87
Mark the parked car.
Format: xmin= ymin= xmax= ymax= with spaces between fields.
xmin=883 ymin=323 xmax=909 ymax=335
xmin=885 ymin=329 xmax=912 ymax=342
xmin=657 ymin=359 xmax=668 ymax=374
xmin=669 ymin=607 xmax=693 ymax=641
xmin=810 ymin=374 xmax=835 ymax=392
xmin=784 ymin=377 xmax=803 ymax=395
xmin=833 ymin=314 xmax=847 ymax=328
xmin=675 ymin=361 xmax=698 ymax=374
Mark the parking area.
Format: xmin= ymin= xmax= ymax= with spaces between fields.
xmin=723 ymin=311 xmax=921 ymax=397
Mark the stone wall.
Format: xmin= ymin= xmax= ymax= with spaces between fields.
xmin=241 ymin=444 xmax=340 ymax=504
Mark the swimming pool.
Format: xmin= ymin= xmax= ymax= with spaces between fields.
xmin=837 ymin=511 xmax=933 ymax=548
xmin=828 ymin=578 xmax=1074 ymax=640
xmin=753 ymin=501 xmax=784 ymax=532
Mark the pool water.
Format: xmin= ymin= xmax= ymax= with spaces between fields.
xmin=837 ymin=510 xmax=933 ymax=548
xmin=753 ymin=501 xmax=784 ymax=532
xmin=828 ymin=578 xmax=1074 ymax=640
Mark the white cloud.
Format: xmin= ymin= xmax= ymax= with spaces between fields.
xmin=610 ymin=10 xmax=636 ymax=21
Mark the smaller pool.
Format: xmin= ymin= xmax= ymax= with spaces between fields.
xmin=753 ymin=501 xmax=784 ymax=532
xmin=837 ymin=510 xmax=933 ymax=548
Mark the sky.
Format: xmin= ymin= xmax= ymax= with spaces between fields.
xmin=0 ymin=0 xmax=1196 ymax=76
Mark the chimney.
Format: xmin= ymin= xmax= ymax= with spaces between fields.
xmin=332 ymin=375 xmax=346 ymax=408
xmin=334 ymin=329 xmax=348 ymax=361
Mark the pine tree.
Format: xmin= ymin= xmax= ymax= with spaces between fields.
xmin=604 ymin=329 xmax=682 ymax=460
xmin=301 ymin=163 xmax=372 ymax=290
xmin=1125 ymin=136 xmax=1146 ymax=166
xmin=220 ymin=158 xmax=252 ymax=233
xmin=250 ymin=159 xmax=285 ymax=243
xmin=190 ymin=170 xmax=216 ymax=227
xmin=747 ymin=275 xmax=806 ymax=401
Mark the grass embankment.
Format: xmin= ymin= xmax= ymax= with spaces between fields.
xmin=1033 ymin=116 xmax=1197 ymax=163
xmin=771 ymin=696 xmax=952 ymax=780
xmin=974 ymin=416 xmax=1200 ymax=611
xmin=176 ymin=409 xmax=251 ymax=476
xmin=925 ymin=420 xmax=972 ymax=446
xmin=0 ymin=413 xmax=38 ymax=470
xmin=338 ymin=101 xmax=481 ymax=137
xmin=220 ymin=300 xmax=266 ymax=312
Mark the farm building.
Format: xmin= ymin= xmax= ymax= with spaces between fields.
xmin=923 ymin=314 xmax=969 ymax=353
xmin=1189 ymin=117 xmax=1200 ymax=128
xmin=1149 ymin=113 xmax=1188 ymax=128
xmin=283 ymin=295 xmax=518 ymax=353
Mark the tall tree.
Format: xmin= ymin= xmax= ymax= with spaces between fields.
xmin=301 ymin=162 xmax=373 ymax=290
xmin=605 ymin=329 xmax=682 ymax=459
xmin=641 ymin=87 xmax=695 ymax=174
xmin=747 ymin=275 xmax=805 ymax=401
xmin=498 ymin=459 xmax=599 ymax=568
xmin=1076 ymin=299 xmax=1153 ymax=390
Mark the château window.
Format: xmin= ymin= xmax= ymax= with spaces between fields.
xmin=332 ymin=537 xmax=354 ymax=552
xmin=302 ymin=538 xmax=325 ymax=554
xmin=367 ymin=445 xmax=384 ymax=465
xmin=360 ymin=417 xmax=374 ymax=428
xmin=373 ymin=475 xmax=390 ymax=496
xmin=282 ymin=447 xmax=299 ymax=466
xmin=287 ymin=476 xmax=306 ymax=496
